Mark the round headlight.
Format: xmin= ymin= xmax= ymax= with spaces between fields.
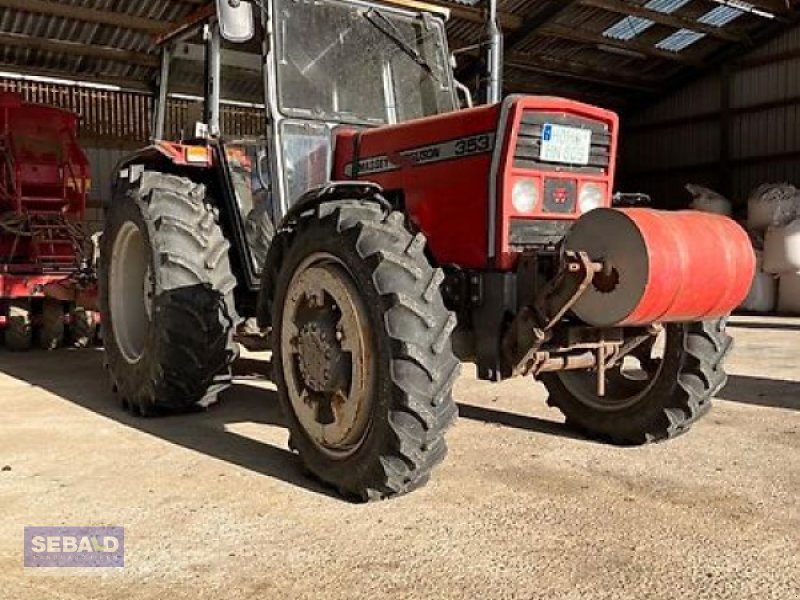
xmin=512 ymin=179 xmax=539 ymax=213
xmin=579 ymin=182 xmax=606 ymax=213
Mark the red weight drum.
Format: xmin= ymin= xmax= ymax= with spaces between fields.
xmin=565 ymin=208 xmax=756 ymax=327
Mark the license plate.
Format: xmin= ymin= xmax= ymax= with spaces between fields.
xmin=540 ymin=123 xmax=592 ymax=165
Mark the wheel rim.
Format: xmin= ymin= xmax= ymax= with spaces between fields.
xmin=109 ymin=221 xmax=153 ymax=364
xmin=557 ymin=327 xmax=668 ymax=411
xmin=280 ymin=252 xmax=375 ymax=459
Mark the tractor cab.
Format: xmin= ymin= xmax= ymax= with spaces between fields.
xmin=150 ymin=0 xmax=456 ymax=283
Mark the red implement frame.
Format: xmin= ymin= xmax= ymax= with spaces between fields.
xmin=0 ymin=91 xmax=91 ymax=303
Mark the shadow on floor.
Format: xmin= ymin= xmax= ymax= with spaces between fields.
xmin=718 ymin=374 xmax=800 ymax=411
xmin=1 ymin=348 xmax=592 ymax=490
xmin=4 ymin=347 xmax=794 ymax=501
xmin=729 ymin=319 xmax=800 ymax=332
xmin=456 ymin=403 xmax=586 ymax=442
xmin=0 ymin=348 xmax=338 ymax=499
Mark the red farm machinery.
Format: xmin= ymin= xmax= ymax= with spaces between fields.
xmin=97 ymin=0 xmax=756 ymax=500
xmin=0 ymin=91 xmax=97 ymax=351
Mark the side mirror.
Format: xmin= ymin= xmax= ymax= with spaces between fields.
xmin=216 ymin=0 xmax=255 ymax=43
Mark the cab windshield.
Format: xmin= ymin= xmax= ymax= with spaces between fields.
xmin=275 ymin=0 xmax=456 ymax=125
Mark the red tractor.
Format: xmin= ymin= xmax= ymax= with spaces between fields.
xmin=100 ymin=0 xmax=755 ymax=500
xmin=0 ymin=92 xmax=96 ymax=351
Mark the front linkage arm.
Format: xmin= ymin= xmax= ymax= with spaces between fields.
xmin=501 ymin=250 xmax=651 ymax=396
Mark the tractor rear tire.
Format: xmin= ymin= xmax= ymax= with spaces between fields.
xmin=542 ymin=319 xmax=732 ymax=445
xmin=100 ymin=171 xmax=239 ymax=416
xmin=6 ymin=301 xmax=33 ymax=352
xmin=39 ymin=299 xmax=65 ymax=350
xmin=69 ymin=307 xmax=97 ymax=348
xmin=271 ymin=200 xmax=459 ymax=501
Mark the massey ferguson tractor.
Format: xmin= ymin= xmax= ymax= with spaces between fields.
xmin=100 ymin=0 xmax=755 ymax=500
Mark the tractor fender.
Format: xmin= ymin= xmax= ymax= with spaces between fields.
xmin=112 ymin=143 xmax=213 ymax=198
xmin=256 ymin=181 xmax=386 ymax=328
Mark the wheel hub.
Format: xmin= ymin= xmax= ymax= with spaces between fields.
xmin=295 ymin=320 xmax=348 ymax=394
xmin=143 ymin=264 xmax=154 ymax=320
xmin=280 ymin=254 xmax=374 ymax=458
xmin=109 ymin=221 xmax=152 ymax=364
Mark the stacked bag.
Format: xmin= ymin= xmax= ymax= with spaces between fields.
xmin=745 ymin=184 xmax=800 ymax=314
xmin=740 ymin=249 xmax=776 ymax=312
xmin=685 ymin=182 xmax=800 ymax=314
xmin=686 ymin=184 xmax=733 ymax=216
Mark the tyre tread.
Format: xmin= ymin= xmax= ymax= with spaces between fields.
xmin=275 ymin=199 xmax=459 ymax=500
xmin=101 ymin=171 xmax=239 ymax=415
xmin=544 ymin=319 xmax=732 ymax=445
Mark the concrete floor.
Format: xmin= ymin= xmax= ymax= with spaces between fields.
xmin=0 ymin=315 xmax=798 ymax=599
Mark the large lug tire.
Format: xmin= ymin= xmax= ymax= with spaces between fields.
xmin=542 ymin=319 xmax=732 ymax=445
xmin=6 ymin=300 xmax=33 ymax=352
xmin=271 ymin=200 xmax=460 ymax=500
xmin=100 ymin=171 xmax=240 ymax=416
xmin=39 ymin=299 xmax=66 ymax=351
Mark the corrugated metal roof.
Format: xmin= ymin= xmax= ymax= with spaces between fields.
xmin=656 ymin=28 xmax=706 ymax=52
xmin=0 ymin=0 xmax=196 ymax=84
xmin=645 ymin=0 xmax=692 ymax=15
xmin=602 ymin=0 xmax=694 ymax=41
xmin=699 ymin=5 xmax=745 ymax=28
xmin=0 ymin=0 xmax=793 ymax=110
xmin=604 ymin=16 xmax=655 ymax=41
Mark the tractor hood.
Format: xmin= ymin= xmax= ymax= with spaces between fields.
xmin=332 ymin=104 xmax=501 ymax=269
xmin=332 ymin=104 xmax=501 ymax=181
xmin=331 ymin=96 xmax=619 ymax=270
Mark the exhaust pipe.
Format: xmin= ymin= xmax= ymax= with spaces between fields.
xmin=485 ymin=0 xmax=503 ymax=104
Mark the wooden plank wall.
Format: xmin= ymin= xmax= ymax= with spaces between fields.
xmin=0 ymin=77 xmax=264 ymax=149
xmin=0 ymin=78 xmax=152 ymax=147
xmin=0 ymin=77 xmax=266 ymax=206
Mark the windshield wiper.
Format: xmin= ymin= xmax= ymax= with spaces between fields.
xmin=362 ymin=9 xmax=440 ymax=82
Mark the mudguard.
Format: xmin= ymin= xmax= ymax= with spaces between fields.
xmin=256 ymin=181 xmax=385 ymax=328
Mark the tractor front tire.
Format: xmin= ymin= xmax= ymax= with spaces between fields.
xmin=542 ymin=319 xmax=732 ymax=445
xmin=100 ymin=171 xmax=239 ymax=416
xmin=6 ymin=301 xmax=33 ymax=352
xmin=271 ymin=200 xmax=459 ymax=500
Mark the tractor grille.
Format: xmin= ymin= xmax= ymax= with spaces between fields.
xmin=514 ymin=111 xmax=611 ymax=174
